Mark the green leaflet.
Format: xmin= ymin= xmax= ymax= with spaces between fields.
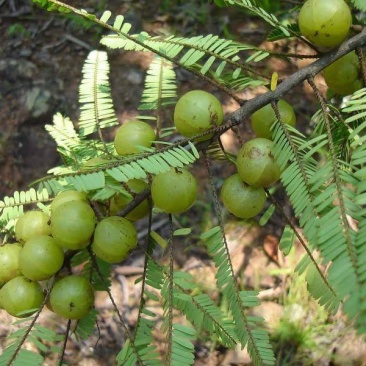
xmin=45 ymin=113 xmax=81 ymax=150
xmin=350 ymin=0 xmax=366 ymax=11
xmin=78 ymin=50 xmax=118 ymax=136
xmin=74 ymin=309 xmax=99 ymax=339
xmin=201 ymin=226 xmax=275 ymax=365
xmin=0 ymin=320 xmax=62 ymax=366
xmin=139 ymin=56 xmax=177 ymax=110
xmin=101 ymin=32 xmax=267 ymax=84
xmin=0 ymin=188 xmax=49 ymax=226
xmin=170 ymin=324 xmax=196 ymax=366
xmin=278 ymin=225 xmax=295 ymax=256
xmin=224 ymin=0 xmax=291 ymax=36
xmin=32 ymin=0 xmax=71 ymax=13
xmin=272 ymin=116 xmax=342 ymax=313
xmin=36 ymin=144 xmax=199 ymax=196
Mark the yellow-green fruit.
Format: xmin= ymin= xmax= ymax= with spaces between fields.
xmin=323 ymin=52 xmax=362 ymax=96
xmin=151 ymin=168 xmax=198 ymax=213
xmin=298 ymin=0 xmax=352 ymax=49
xmin=174 ymin=90 xmax=224 ymax=141
xmin=324 ymin=52 xmax=359 ymax=86
xmin=114 ymin=120 xmax=156 ymax=155
xmin=237 ymin=138 xmax=281 ymax=187
xmin=15 ymin=210 xmax=51 ymax=243
xmin=51 ymin=200 xmax=96 ymax=250
xmin=0 ymin=276 xmax=44 ymax=317
xmin=221 ymin=174 xmax=267 ymax=219
xmin=0 ymin=244 xmax=22 ymax=284
xmin=110 ymin=179 xmax=149 ymax=221
xmin=251 ymin=100 xmax=296 ymax=139
xmin=19 ymin=235 xmax=64 ymax=281
xmin=92 ymin=216 xmax=138 ymax=263
xmin=50 ymin=190 xmax=87 ymax=212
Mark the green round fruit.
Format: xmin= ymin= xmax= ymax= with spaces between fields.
xmin=151 ymin=168 xmax=198 ymax=213
xmin=251 ymin=100 xmax=296 ymax=139
xmin=110 ymin=179 xmax=150 ymax=221
xmin=0 ymin=276 xmax=44 ymax=317
xmin=324 ymin=52 xmax=359 ymax=87
xmin=51 ymin=190 xmax=87 ymax=212
xmin=221 ymin=174 xmax=267 ymax=219
xmin=49 ymin=275 xmax=94 ymax=319
xmin=323 ymin=52 xmax=362 ymax=96
xmin=19 ymin=235 xmax=64 ymax=281
xmin=92 ymin=216 xmax=138 ymax=263
xmin=114 ymin=120 xmax=156 ymax=155
xmin=0 ymin=244 xmax=22 ymax=284
xmin=298 ymin=0 xmax=352 ymax=49
xmin=174 ymin=90 xmax=224 ymax=141
xmin=51 ymin=200 xmax=96 ymax=250
xmin=237 ymin=138 xmax=281 ymax=187
xmin=15 ymin=210 xmax=51 ymax=243
xmin=327 ymin=79 xmax=363 ymax=97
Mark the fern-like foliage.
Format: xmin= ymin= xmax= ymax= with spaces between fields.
xmin=117 ymin=240 xmax=164 ymax=366
xmin=0 ymin=319 xmax=62 ymax=366
xmin=33 ymin=0 xmax=71 ymax=13
xmin=272 ymin=115 xmax=343 ymax=314
xmin=170 ymin=323 xmax=196 ymax=366
xmin=341 ymin=88 xmax=366 ymax=331
xmin=171 ymin=271 xmax=239 ymax=348
xmin=350 ymin=0 xmax=366 ymax=12
xmin=101 ymin=33 xmax=269 ymax=82
xmin=201 ymin=227 xmax=276 ymax=365
xmin=45 ymin=113 xmax=81 ymax=150
xmin=0 ymin=188 xmax=50 ymax=233
xmin=78 ymin=50 xmax=118 ymax=137
xmin=37 ymin=143 xmax=199 ymax=195
xmin=139 ymin=56 xmax=177 ymax=111
xmin=220 ymin=0 xmax=292 ymax=37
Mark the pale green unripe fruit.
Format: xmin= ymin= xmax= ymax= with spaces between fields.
xmin=110 ymin=179 xmax=149 ymax=221
xmin=221 ymin=174 xmax=267 ymax=219
xmin=251 ymin=100 xmax=296 ymax=139
xmin=174 ymin=90 xmax=224 ymax=141
xmin=298 ymin=0 xmax=351 ymax=49
xmin=20 ymin=235 xmax=64 ymax=281
xmin=151 ymin=168 xmax=198 ymax=213
xmin=49 ymin=275 xmax=94 ymax=319
xmin=0 ymin=244 xmax=22 ymax=284
xmin=323 ymin=52 xmax=362 ymax=96
xmin=237 ymin=138 xmax=281 ymax=188
xmin=15 ymin=210 xmax=51 ymax=243
xmin=114 ymin=120 xmax=156 ymax=155
xmin=92 ymin=216 xmax=138 ymax=263
xmin=51 ymin=200 xmax=96 ymax=250
xmin=50 ymin=190 xmax=87 ymax=212
xmin=0 ymin=276 xmax=44 ymax=317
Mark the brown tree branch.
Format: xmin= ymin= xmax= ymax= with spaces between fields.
xmin=223 ymin=28 xmax=366 ymax=130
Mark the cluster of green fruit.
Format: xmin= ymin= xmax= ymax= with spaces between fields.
xmin=222 ymin=100 xmax=295 ymax=219
xmin=0 ymin=113 xmax=201 ymax=319
xmin=172 ymin=89 xmax=296 ymax=219
xmin=113 ymin=117 xmax=198 ymax=215
xmin=0 ymin=190 xmax=139 ymax=319
xmin=298 ymin=0 xmax=362 ymax=96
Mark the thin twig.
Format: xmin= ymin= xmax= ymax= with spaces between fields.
xmin=165 ymin=214 xmax=174 ymax=365
xmin=58 ymin=319 xmax=71 ymax=366
xmin=64 ymin=34 xmax=93 ymax=50
xmin=356 ymin=47 xmax=366 ymax=87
